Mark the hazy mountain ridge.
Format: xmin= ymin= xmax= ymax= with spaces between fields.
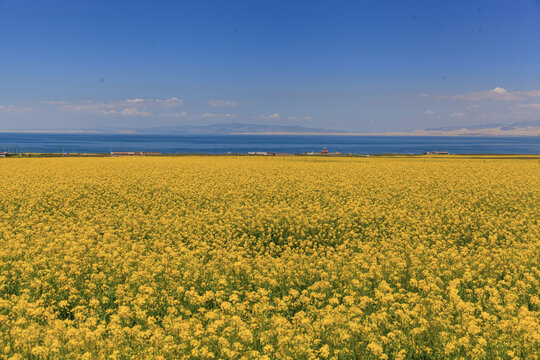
xmin=130 ymin=121 xmax=540 ymax=136
xmin=424 ymin=120 xmax=540 ymax=132
xmin=2 ymin=121 xmax=539 ymax=136
xmin=134 ymin=123 xmax=339 ymax=135
xmin=387 ymin=121 xmax=540 ymax=137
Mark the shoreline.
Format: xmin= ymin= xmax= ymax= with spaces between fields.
xmin=1 ymin=130 xmax=540 ymax=137
xmin=2 ymin=153 xmax=539 ymax=158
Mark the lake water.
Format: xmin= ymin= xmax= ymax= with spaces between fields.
xmin=0 ymin=133 xmax=538 ymax=154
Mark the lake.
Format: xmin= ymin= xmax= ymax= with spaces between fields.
xmin=0 ymin=133 xmax=538 ymax=154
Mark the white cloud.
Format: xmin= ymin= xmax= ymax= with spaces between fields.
xmin=516 ymin=103 xmax=540 ymax=109
xmin=519 ymin=90 xmax=540 ymax=97
xmin=46 ymin=97 xmax=182 ymax=110
xmin=256 ymin=113 xmax=280 ymax=120
xmin=41 ymin=97 xmax=183 ymax=117
xmin=40 ymin=100 xmax=69 ymax=105
xmin=119 ymin=108 xmax=151 ymax=116
xmin=287 ymin=115 xmax=312 ymax=121
xmin=0 ymin=105 xmax=34 ymax=113
xmin=119 ymin=97 xmax=184 ymax=106
xmin=201 ymin=113 xmax=237 ymax=118
xmin=153 ymin=97 xmax=184 ymax=107
xmin=426 ymin=87 xmax=540 ymax=101
xmin=424 ymin=109 xmax=435 ymax=115
xmin=95 ymin=108 xmax=152 ymax=116
xmin=159 ymin=112 xmax=187 ymax=118
xmin=466 ymin=104 xmax=479 ymax=110
xmin=59 ymin=102 xmax=108 ymax=112
xmin=502 ymin=103 xmax=540 ymax=119
xmin=451 ymin=87 xmax=521 ymax=101
xmin=95 ymin=110 xmax=117 ymax=115
xmin=450 ymin=111 xmax=465 ymax=119
xmin=208 ymin=99 xmax=240 ymax=107
xmin=490 ymin=87 xmax=507 ymax=95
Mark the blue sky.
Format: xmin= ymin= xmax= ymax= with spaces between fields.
xmin=2 ymin=0 xmax=540 ymax=132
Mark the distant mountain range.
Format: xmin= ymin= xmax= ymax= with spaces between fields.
xmin=371 ymin=120 xmax=540 ymax=137
xmin=424 ymin=120 xmax=540 ymax=132
xmin=116 ymin=120 xmax=540 ymax=136
xmin=135 ymin=121 xmax=540 ymax=136
xmin=131 ymin=123 xmax=338 ymax=135
xmin=3 ymin=121 xmax=540 ymax=136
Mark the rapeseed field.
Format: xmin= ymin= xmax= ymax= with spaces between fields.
xmin=0 ymin=156 xmax=538 ymax=359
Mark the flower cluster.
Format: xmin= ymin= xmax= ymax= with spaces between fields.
xmin=0 ymin=156 xmax=538 ymax=359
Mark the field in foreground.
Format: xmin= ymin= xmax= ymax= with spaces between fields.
xmin=0 ymin=156 xmax=538 ymax=359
